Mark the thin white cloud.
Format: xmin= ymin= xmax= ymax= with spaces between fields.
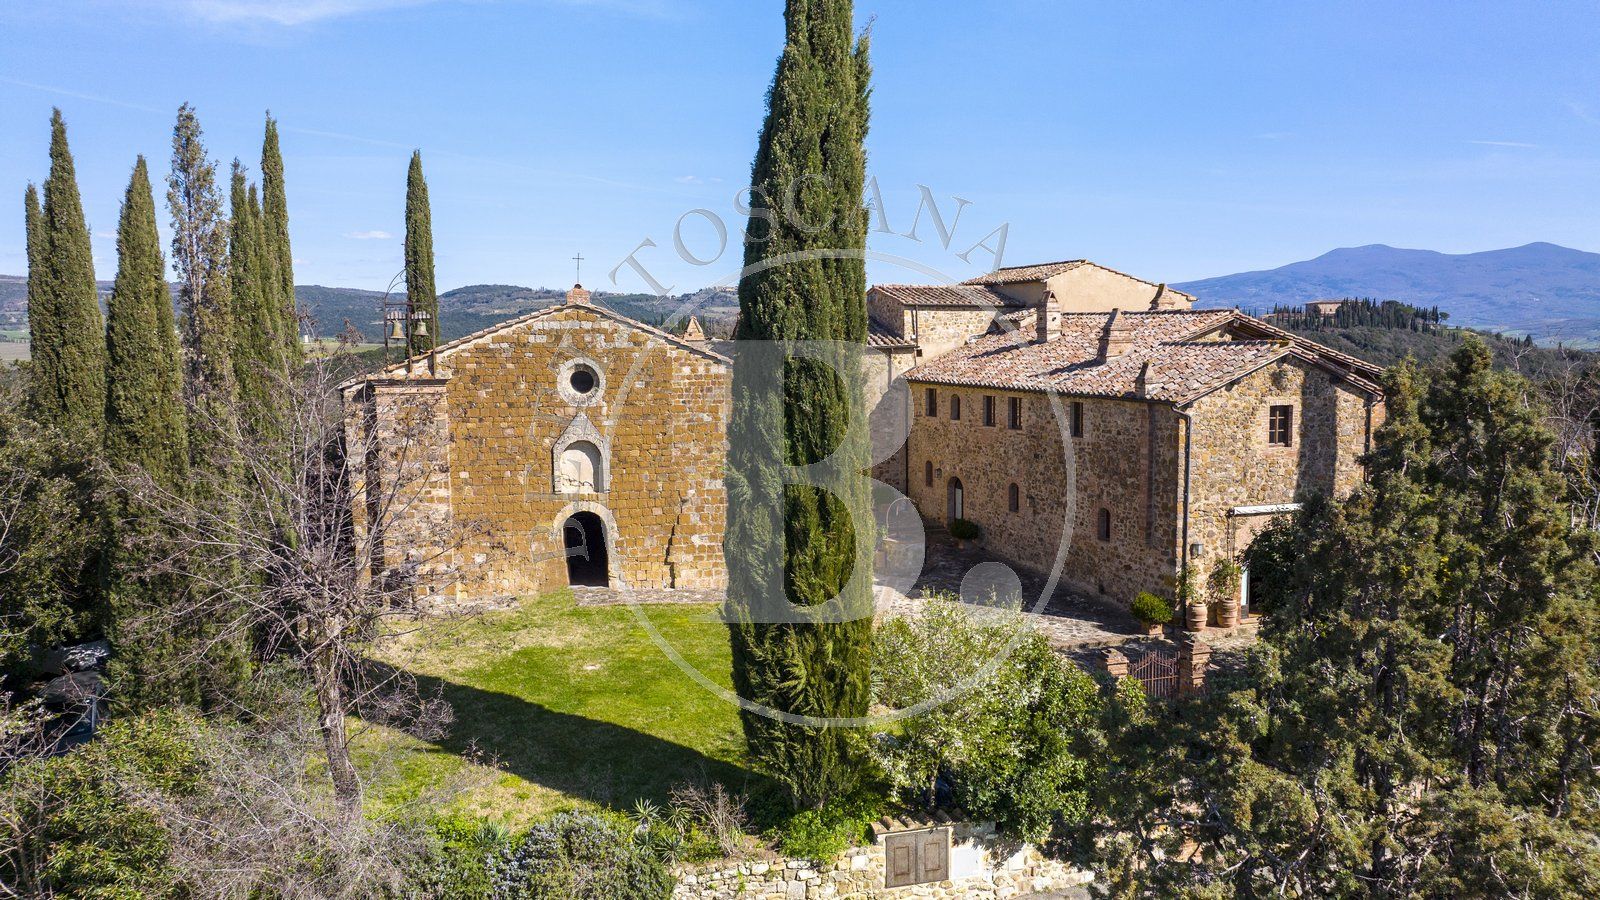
xmin=1468 ymin=140 xmax=1538 ymax=149
xmin=172 ymin=0 xmax=442 ymax=26
xmin=156 ymin=0 xmax=674 ymax=26
xmin=344 ymin=230 xmax=393 ymax=240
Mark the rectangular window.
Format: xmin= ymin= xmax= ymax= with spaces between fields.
xmin=1268 ymin=405 xmax=1293 ymax=446
xmin=1070 ymin=401 xmax=1084 ymax=438
xmin=950 ymin=394 xmax=961 ymax=421
xmin=924 ymin=387 xmax=937 ymax=417
xmin=1008 ymin=396 xmax=1022 ymax=430
xmin=982 ymin=395 xmax=996 ymax=427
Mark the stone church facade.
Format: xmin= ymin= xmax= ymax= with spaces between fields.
xmin=343 ymin=260 xmax=1384 ymax=608
xmin=341 ymin=285 xmax=729 ymax=599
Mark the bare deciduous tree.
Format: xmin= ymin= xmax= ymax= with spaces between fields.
xmin=119 ymin=341 xmax=501 ymax=815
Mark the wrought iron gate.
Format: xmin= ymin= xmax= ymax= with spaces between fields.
xmin=1128 ymin=647 xmax=1178 ymax=699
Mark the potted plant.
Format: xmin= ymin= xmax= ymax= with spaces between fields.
xmin=1208 ymin=558 xmax=1243 ymax=629
xmin=948 ymin=517 xmax=980 ymax=550
xmin=1179 ymin=572 xmax=1207 ymax=632
xmin=1131 ymin=591 xmax=1173 ymax=636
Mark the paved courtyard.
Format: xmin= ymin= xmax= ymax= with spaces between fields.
xmin=570 ymin=521 xmax=1239 ymax=652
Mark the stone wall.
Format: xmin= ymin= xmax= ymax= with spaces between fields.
xmin=1184 ymin=356 xmax=1378 ymax=575
xmin=672 ymin=823 xmax=1092 ymax=900
xmin=342 ymin=378 xmax=459 ymax=599
xmin=904 ymin=385 xmax=1181 ymax=605
xmin=862 ymin=345 xmax=919 ymax=493
xmin=349 ymin=304 xmax=731 ymax=598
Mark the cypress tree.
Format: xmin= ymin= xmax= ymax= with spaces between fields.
xmin=724 ymin=0 xmax=874 ymax=808
xmin=23 ymin=183 xmax=51 ymax=400
xmin=106 ymin=157 xmax=189 ymax=484
xmin=104 ymin=157 xmax=193 ymax=708
xmin=404 ymin=150 xmax=438 ymax=356
xmin=27 ymin=109 xmax=106 ymax=439
xmin=169 ymin=105 xmax=238 ymax=472
xmin=166 ymin=104 xmax=247 ymax=707
xmin=227 ymin=161 xmax=275 ymax=435
xmin=261 ymin=114 xmax=300 ymax=361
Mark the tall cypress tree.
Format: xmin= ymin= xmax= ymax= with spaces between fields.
xmin=724 ymin=0 xmax=873 ymax=808
xmin=227 ymin=160 xmax=274 ymax=435
xmin=106 ymin=157 xmax=189 ymax=484
xmin=105 ymin=157 xmax=192 ymax=709
xmin=27 ymin=109 xmax=106 ymax=439
xmin=166 ymin=104 xmax=247 ymax=707
xmin=23 ymin=183 xmax=51 ymax=400
xmin=404 ymin=150 xmax=438 ymax=356
xmin=260 ymin=114 xmax=300 ymax=361
xmin=169 ymin=104 xmax=238 ymax=474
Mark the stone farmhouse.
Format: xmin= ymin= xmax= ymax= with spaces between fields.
xmin=342 ymin=260 xmax=1385 ymax=611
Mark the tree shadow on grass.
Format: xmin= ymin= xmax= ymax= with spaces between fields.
xmin=373 ymin=662 xmax=782 ymax=815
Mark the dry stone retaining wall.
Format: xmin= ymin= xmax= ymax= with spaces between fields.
xmin=672 ymin=823 xmax=1092 ymax=900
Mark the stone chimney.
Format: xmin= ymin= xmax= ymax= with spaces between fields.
xmin=1097 ymin=308 xmax=1135 ymax=362
xmin=682 ymin=315 xmax=707 ymax=343
xmin=1035 ymin=288 xmax=1061 ymax=344
xmin=1135 ymin=360 xmax=1162 ymax=397
xmin=565 ymin=283 xmax=591 ymax=305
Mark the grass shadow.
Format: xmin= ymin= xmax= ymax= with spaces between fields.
xmin=379 ymin=662 xmax=782 ymax=815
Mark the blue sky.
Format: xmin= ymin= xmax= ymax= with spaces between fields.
xmin=2 ymin=0 xmax=1599 ymax=293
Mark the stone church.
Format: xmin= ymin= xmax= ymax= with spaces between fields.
xmin=342 ymin=260 xmax=1384 ymax=609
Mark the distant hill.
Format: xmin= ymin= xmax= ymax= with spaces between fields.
xmin=0 ymin=277 xmax=740 ymax=348
xmin=1174 ymin=242 xmax=1600 ymax=346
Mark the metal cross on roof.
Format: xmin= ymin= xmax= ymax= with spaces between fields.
xmin=573 ymin=251 xmax=584 ymax=285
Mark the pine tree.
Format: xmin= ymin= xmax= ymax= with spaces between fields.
xmin=724 ymin=0 xmax=874 ymax=808
xmin=27 ymin=109 xmax=106 ymax=439
xmin=104 ymin=157 xmax=192 ymax=709
xmin=404 ymin=150 xmax=438 ymax=356
xmin=261 ymin=114 xmax=300 ymax=361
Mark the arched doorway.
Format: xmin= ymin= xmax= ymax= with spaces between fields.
xmin=946 ymin=476 xmax=964 ymax=521
xmin=562 ymin=511 xmax=609 ymax=586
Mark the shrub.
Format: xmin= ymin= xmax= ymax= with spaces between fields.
xmin=493 ymin=812 xmax=673 ymax=900
xmin=1206 ymin=559 xmax=1243 ymax=605
xmin=948 ymin=518 xmax=981 ymax=541
xmin=773 ymin=792 xmax=884 ymax=862
xmin=0 ymin=709 xmax=211 ymax=899
xmin=870 ymin=599 xmax=1103 ymax=842
xmin=398 ymin=815 xmax=513 ymax=899
xmin=1131 ymin=591 xmax=1173 ymax=626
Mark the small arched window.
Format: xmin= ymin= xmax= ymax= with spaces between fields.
xmin=557 ymin=440 xmax=605 ymax=493
xmin=1008 ymin=483 xmax=1020 ymax=513
xmin=1096 ymin=508 xmax=1112 ymax=542
xmin=950 ymin=395 xmax=962 ymax=421
xmin=924 ymin=460 xmax=934 ymax=487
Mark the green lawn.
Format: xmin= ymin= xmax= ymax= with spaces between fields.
xmin=357 ymin=592 xmax=771 ymax=826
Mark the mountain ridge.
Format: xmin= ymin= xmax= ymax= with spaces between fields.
xmin=1174 ymin=242 xmax=1600 ymax=344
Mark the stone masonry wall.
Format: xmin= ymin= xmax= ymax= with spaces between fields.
xmin=863 ymin=346 xmax=919 ymax=493
xmin=343 ymin=379 xmax=458 ymax=599
xmin=1184 ymin=357 xmax=1377 ymax=577
xmin=904 ymin=384 xmax=1181 ymax=605
xmin=672 ymin=824 xmax=1092 ymax=900
xmin=392 ymin=305 xmax=730 ymax=597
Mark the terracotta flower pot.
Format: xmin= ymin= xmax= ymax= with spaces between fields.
xmin=1216 ymin=597 xmax=1242 ymax=629
xmin=1184 ymin=603 xmax=1208 ymax=632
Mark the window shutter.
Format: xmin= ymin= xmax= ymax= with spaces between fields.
xmin=885 ymin=835 xmax=916 ymax=888
xmin=917 ymin=831 xmax=950 ymax=882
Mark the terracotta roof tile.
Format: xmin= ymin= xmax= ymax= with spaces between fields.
xmin=870 ymin=284 xmax=1026 ymax=308
xmin=867 ymin=317 xmax=916 ymax=349
xmin=904 ymin=309 xmax=1338 ymax=403
xmin=961 ymin=259 xmax=1088 ymax=284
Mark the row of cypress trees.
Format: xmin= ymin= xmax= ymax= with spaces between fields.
xmin=21 ymin=106 xmax=302 ymax=707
